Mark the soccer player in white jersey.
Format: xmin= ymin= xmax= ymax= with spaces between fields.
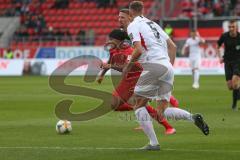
xmin=123 ymin=1 xmax=209 ymax=150
xmin=182 ymin=30 xmax=205 ymax=89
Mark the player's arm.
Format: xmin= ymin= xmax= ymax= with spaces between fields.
xmin=197 ymin=31 xmax=206 ymax=44
xmin=123 ymin=42 xmax=142 ymax=75
xmin=181 ymin=40 xmax=189 ymax=56
xmin=216 ymin=34 xmax=224 ymax=63
xmin=199 ymin=37 xmax=206 ymax=44
xmin=97 ymin=59 xmax=110 ymax=84
xmin=159 ymin=26 xmax=176 ymax=65
xmin=123 ymin=23 xmax=142 ymax=76
xmin=166 ymin=38 xmax=177 ymax=65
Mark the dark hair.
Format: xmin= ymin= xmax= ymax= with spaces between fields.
xmin=229 ymin=19 xmax=237 ymax=24
xmin=109 ymin=29 xmax=128 ymax=41
xmin=120 ymin=8 xmax=129 ymax=15
xmin=129 ymin=1 xmax=144 ymax=13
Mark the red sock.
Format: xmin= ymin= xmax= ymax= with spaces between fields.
xmin=115 ymin=103 xmax=133 ymax=111
xmin=146 ymin=105 xmax=173 ymax=130
xmin=170 ymin=95 xmax=179 ymax=108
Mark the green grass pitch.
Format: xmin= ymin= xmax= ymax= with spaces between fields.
xmin=0 ymin=76 xmax=240 ymax=160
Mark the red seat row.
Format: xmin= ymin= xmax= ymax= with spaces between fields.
xmin=11 ymin=41 xmax=81 ymax=48
xmin=44 ymin=15 xmax=117 ymax=22
xmin=43 ymin=8 xmax=118 ymax=16
xmin=47 ymin=22 xmax=118 ymax=30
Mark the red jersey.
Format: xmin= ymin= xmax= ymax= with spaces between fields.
xmin=109 ymin=45 xmax=142 ymax=80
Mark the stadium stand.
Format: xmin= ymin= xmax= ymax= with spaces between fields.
xmin=0 ymin=0 xmax=153 ymax=48
xmin=0 ymin=0 xmax=239 ymax=48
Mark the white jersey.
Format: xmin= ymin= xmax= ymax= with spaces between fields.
xmin=127 ymin=16 xmax=170 ymax=64
xmin=184 ymin=37 xmax=202 ymax=59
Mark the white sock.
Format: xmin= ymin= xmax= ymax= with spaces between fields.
xmin=135 ymin=107 xmax=159 ymax=146
xmin=194 ymin=69 xmax=200 ymax=85
xmin=164 ymin=107 xmax=193 ymax=121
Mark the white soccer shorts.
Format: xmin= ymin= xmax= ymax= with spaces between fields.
xmin=189 ymin=57 xmax=201 ymax=69
xmin=134 ymin=60 xmax=174 ymax=102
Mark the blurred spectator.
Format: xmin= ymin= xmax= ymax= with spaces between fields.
xmin=28 ymin=16 xmax=37 ymax=28
xmin=4 ymin=48 xmax=13 ymax=59
xmin=181 ymin=0 xmax=193 ymax=18
xmin=61 ymin=29 xmax=72 ymax=41
xmin=96 ymin=0 xmax=116 ymax=8
xmin=179 ymin=0 xmax=237 ymax=18
xmin=55 ymin=29 xmax=64 ymax=41
xmin=52 ymin=0 xmax=69 ymax=9
xmin=86 ymin=29 xmax=95 ymax=45
xmin=213 ymin=2 xmax=224 ymax=16
xmin=24 ymin=15 xmax=31 ymax=27
xmin=164 ymin=24 xmax=173 ymax=38
xmin=20 ymin=2 xmax=29 ymax=14
xmin=4 ymin=8 xmax=16 ymax=17
xmin=198 ymin=0 xmax=211 ymax=17
xmin=76 ymin=30 xmax=86 ymax=45
xmin=15 ymin=26 xmax=29 ymax=42
xmin=35 ymin=14 xmax=46 ymax=33
xmin=45 ymin=26 xmax=55 ymax=41
xmin=15 ymin=2 xmax=22 ymax=16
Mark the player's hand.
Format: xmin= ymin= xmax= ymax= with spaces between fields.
xmin=97 ymin=76 xmax=104 ymax=84
xmin=101 ymin=63 xmax=111 ymax=69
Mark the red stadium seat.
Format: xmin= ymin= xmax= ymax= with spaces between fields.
xmin=48 ymin=9 xmax=57 ymax=15
xmin=45 ymin=16 xmax=51 ymax=22
xmin=64 ymin=16 xmax=71 ymax=22
xmin=69 ymin=28 xmax=78 ymax=35
xmin=57 ymin=16 xmax=64 ymax=22
xmin=62 ymin=9 xmax=70 ymax=15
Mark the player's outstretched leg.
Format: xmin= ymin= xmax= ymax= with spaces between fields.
xmin=163 ymin=107 xmax=209 ymax=135
xmin=115 ymin=103 xmax=133 ymax=111
xmin=157 ymin=100 xmax=209 ymax=136
xmin=145 ymin=105 xmax=176 ymax=135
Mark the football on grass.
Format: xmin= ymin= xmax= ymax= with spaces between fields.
xmin=56 ymin=120 xmax=72 ymax=134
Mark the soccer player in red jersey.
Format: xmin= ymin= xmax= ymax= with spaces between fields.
xmin=97 ymin=29 xmax=176 ymax=135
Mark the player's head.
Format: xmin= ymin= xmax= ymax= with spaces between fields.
xmin=129 ymin=1 xmax=144 ymax=17
xmin=119 ymin=9 xmax=131 ymax=30
xmin=106 ymin=29 xmax=128 ymax=49
xmin=190 ymin=29 xmax=197 ymax=38
xmin=228 ymin=19 xmax=238 ymax=36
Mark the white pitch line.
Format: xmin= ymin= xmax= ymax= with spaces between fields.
xmin=0 ymin=146 xmax=240 ymax=153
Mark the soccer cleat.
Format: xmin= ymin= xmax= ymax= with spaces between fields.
xmin=165 ymin=128 xmax=176 ymax=135
xmin=170 ymin=96 xmax=179 ymax=107
xmin=192 ymin=83 xmax=199 ymax=89
xmin=139 ymin=144 xmax=160 ymax=151
xmin=192 ymin=114 xmax=209 ymax=136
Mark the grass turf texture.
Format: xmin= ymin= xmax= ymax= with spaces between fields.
xmin=0 ymin=76 xmax=239 ymax=160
